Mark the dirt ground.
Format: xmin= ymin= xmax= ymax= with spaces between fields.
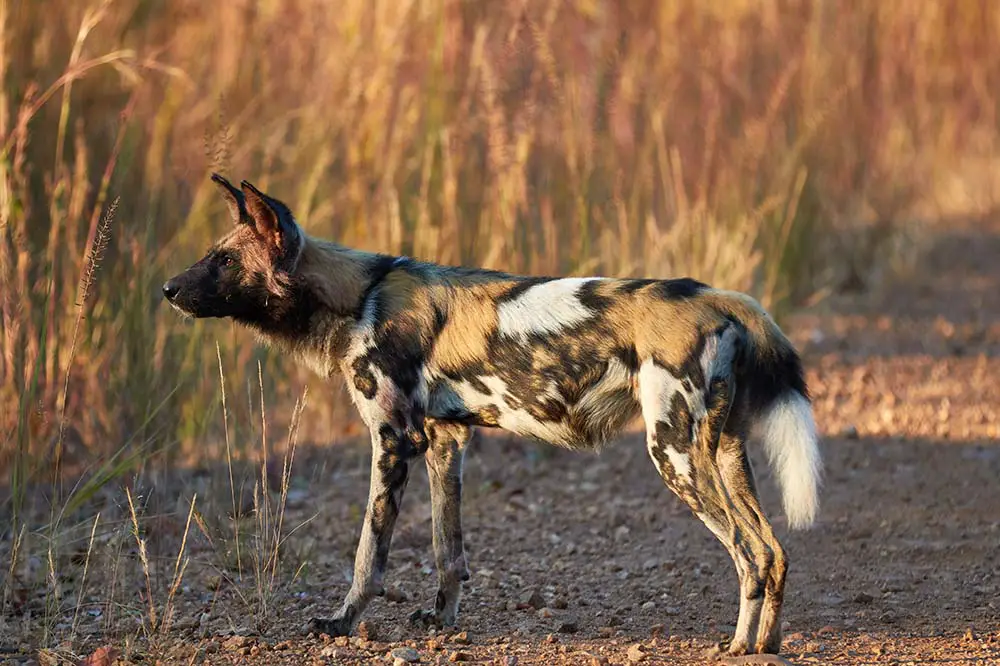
xmin=7 ymin=213 xmax=1000 ymax=665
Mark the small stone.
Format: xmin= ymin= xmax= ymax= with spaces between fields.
xmin=357 ymin=621 xmax=378 ymax=641
xmin=626 ymin=643 xmax=646 ymax=662
xmin=545 ymin=633 xmax=558 ymax=644
xmin=552 ymin=597 xmax=569 ymax=610
xmin=853 ymin=592 xmax=874 ymax=604
xmin=391 ymin=646 xmax=420 ymax=662
xmin=450 ymin=631 xmax=470 ymax=644
xmin=557 ymin=620 xmax=579 ymax=634
xmin=640 ymin=601 xmax=655 ymax=611
xmin=223 ymin=635 xmax=252 ymax=651
xmin=334 ymin=636 xmax=350 ymax=647
xmin=649 ymin=624 xmax=666 ymax=638
xmin=319 ymin=645 xmax=341 ymax=658
xmin=641 ymin=558 xmax=659 ymax=571
xmin=386 ymin=586 xmax=409 ymax=603
xmin=614 ymin=525 xmax=631 ymax=542
xmin=448 ymin=650 xmax=470 ymax=662
xmin=597 ymin=626 xmax=615 ymax=638
xmin=819 ymin=593 xmax=845 ymax=606
xmin=518 ymin=588 xmax=546 ymax=610
xmin=273 ymin=640 xmax=292 ymax=651
xmin=588 ymin=654 xmax=610 ymax=666
xmin=537 ymin=607 xmax=554 ymax=619
xmin=504 ymin=656 xmax=518 ymax=666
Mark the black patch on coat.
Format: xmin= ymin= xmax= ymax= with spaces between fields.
xmin=649 ymin=278 xmax=708 ymax=300
xmin=617 ymin=279 xmax=657 ymax=294
xmin=352 ymin=357 xmax=378 ymax=399
xmin=613 ymin=346 xmax=640 ymax=372
xmin=576 ymin=279 xmax=613 ymax=312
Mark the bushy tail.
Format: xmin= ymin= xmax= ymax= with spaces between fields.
xmin=753 ymin=390 xmax=821 ymax=529
xmin=704 ymin=290 xmax=822 ymax=529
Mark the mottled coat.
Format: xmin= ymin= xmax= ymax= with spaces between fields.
xmin=164 ymin=176 xmax=822 ymax=656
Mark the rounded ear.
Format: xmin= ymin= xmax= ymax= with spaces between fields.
xmin=240 ymin=180 xmax=304 ymax=270
xmin=211 ymin=173 xmax=247 ymax=225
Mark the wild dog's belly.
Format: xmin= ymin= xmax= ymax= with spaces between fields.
xmin=426 ymin=358 xmax=639 ymax=449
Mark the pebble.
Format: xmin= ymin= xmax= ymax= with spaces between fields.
xmin=597 ymin=626 xmax=615 ymax=638
xmin=641 ymin=601 xmax=656 ymax=611
xmin=626 ymin=643 xmax=646 ymax=662
xmin=537 ymin=607 xmax=554 ymax=619
xmin=386 ymin=586 xmax=409 ymax=603
xmin=854 ymin=591 xmax=874 ymax=604
xmin=557 ymin=620 xmax=579 ymax=634
xmin=319 ymin=645 xmax=342 ymax=658
xmin=222 ymin=635 xmax=252 ymax=651
xmin=450 ymin=631 xmax=470 ymax=644
xmin=504 ymin=656 xmax=518 ymax=666
xmin=391 ymin=646 xmax=421 ymax=662
xmin=650 ymin=624 xmax=666 ymax=638
xmin=449 ymin=650 xmax=470 ymax=662
xmin=358 ymin=621 xmax=378 ymax=640
xmin=518 ymin=588 xmax=546 ymax=610
xmin=334 ymin=636 xmax=350 ymax=647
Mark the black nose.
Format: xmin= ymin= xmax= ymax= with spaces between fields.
xmin=162 ymin=280 xmax=180 ymax=300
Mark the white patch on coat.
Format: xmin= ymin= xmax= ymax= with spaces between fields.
xmin=497 ymin=278 xmax=602 ymax=340
xmin=453 ymin=374 xmax=574 ymax=445
xmin=638 ymin=359 xmax=706 ymax=483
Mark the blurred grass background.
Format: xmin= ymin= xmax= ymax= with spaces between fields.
xmin=2 ymin=0 xmax=999 ymax=477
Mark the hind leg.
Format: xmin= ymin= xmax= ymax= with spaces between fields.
xmin=717 ymin=429 xmax=788 ymax=654
xmin=639 ymin=357 xmax=765 ymax=655
xmin=409 ymin=421 xmax=472 ymax=628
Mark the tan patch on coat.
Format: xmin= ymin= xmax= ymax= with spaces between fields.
xmin=430 ymin=283 xmax=513 ymax=372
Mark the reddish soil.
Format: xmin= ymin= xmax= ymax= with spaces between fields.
xmin=8 ymin=213 xmax=1000 ymax=665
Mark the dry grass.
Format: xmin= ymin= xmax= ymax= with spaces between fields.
xmin=1 ymin=0 xmax=999 ymax=657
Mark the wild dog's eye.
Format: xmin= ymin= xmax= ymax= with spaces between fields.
xmin=220 ymin=254 xmax=236 ymax=268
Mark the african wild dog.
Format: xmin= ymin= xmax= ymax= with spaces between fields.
xmin=163 ymin=175 xmax=821 ymax=656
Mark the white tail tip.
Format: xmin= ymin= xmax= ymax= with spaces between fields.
xmin=754 ymin=391 xmax=822 ymax=530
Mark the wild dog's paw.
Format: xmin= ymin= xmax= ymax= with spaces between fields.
xmin=306 ymin=615 xmax=352 ymax=637
xmin=408 ymin=608 xmax=455 ymax=630
xmin=723 ymin=637 xmax=752 ymax=656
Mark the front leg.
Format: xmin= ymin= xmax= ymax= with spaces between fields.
xmin=410 ymin=421 xmax=472 ymax=629
xmin=310 ymin=424 xmax=418 ymax=636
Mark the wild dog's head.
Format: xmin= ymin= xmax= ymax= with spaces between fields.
xmin=163 ymin=175 xmax=305 ymax=326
